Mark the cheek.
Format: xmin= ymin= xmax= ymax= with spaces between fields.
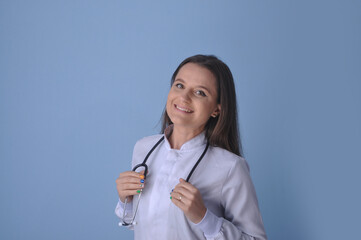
xmin=166 ymin=93 xmax=173 ymax=112
xmin=202 ymin=103 xmax=217 ymax=117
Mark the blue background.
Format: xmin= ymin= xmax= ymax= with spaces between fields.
xmin=1 ymin=0 xmax=360 ymax=239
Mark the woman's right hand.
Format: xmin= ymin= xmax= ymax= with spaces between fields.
xmin=116 ymin=170 xmax=145 ymax=203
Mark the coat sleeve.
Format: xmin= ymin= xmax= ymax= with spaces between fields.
xmin=208 ymin=158 xmax=267 ymax=240
xmin=115 ymin=199 xmax=134 ymax=229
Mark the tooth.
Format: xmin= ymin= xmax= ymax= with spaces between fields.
xmin=177 ymin=106 xmax=191 ymax=112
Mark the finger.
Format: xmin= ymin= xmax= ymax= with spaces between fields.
xmin=173 ymin=183 xmax=195 ymax=199
xmin=172 ymin=187 xmax=191 ymax=201
xmin=173 ymin=180 xmax=192 ymax=193
xmin=170 ymin=196 xmax=182 ymax=208
xmin=118 ymin=171 xmax=145 ymax=180
xmin=170 ymin=191 xmax=187 ymax=208
xmin=170 ymin=185 xmax=195 ymax=203
xmin=116 ymin=177 xmax=145 ymax=188
xmin=139 ymin=169 xmax=151 ymax=179
xmin=117 ymin=173 xmax=145 ymax=184
xmin=119 ymin=189 xmax=143 ymax=199
xmin=177 ymin=178 xmax=197 ymax=192
xmin=118 ymin=182 xmax=145 ymax=193
xmin=171 ymin=191 xmax=185 ymax=202
xmin=118 ymin=182 xmax=145 ymax=191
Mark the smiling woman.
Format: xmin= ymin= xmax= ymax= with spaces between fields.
xmin=115 ymin=55 xmax=267 ymax=240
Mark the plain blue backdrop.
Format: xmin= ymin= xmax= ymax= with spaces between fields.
xmin=1 ymin=0 xmax=360 ymax=239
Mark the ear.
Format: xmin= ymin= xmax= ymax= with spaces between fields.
xmin=211 ymin=104 xmax=221 ymax=118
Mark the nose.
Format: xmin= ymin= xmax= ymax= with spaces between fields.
xmin=180 ymin=89 xmax=192 ymax=103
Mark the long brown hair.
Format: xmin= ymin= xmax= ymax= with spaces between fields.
xmin=161 ymin=54 xmax=243 ymax=157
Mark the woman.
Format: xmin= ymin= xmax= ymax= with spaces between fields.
xmin=115 ymin=55 xmax=267 ymax=239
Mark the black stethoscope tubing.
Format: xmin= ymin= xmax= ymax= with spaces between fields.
xmin=122 ymin=135 xmax=209 ymax=226
xmin=132 ymin=136 xmax=209 ymax=182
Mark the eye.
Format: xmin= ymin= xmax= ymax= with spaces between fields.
xmin=195 ymin=90 xmax=207 ymax=97
xmin=175 ymin=83 xmax=184 ymax=89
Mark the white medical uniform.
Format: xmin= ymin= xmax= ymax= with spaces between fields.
xmin=115 ymin=126 xmax=267 ymax=240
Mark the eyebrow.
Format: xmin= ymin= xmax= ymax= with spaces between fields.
xmin=174 ymin=78 xmax=212 ymax=94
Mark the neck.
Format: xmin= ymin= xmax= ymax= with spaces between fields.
xmin=169 ymin=125 xmax=204 ymax=150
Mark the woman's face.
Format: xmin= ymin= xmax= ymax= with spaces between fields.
xmin=166 ymin=63 xmax=220 ymax=133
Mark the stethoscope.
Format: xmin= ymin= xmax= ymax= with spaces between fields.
xmin=121 ymin=136 xmax=209 ymax=226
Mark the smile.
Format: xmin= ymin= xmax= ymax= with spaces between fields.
xmin=175 ymin=104 xmax=193 ymax=113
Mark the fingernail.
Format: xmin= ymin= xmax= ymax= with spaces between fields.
xmin=140 ymin=175 xmax=145 ymax=180
xmin=170 ymin=196 xmax=172 ymax=199
xmin=171 ymin=189 xmax=174 ymax=192
xmin=140 ymin=179 xmax=144 ymax=183
xmin=137 ymin=190 xmax=141 ymax=193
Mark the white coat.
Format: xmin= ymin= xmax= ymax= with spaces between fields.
xmin=116 ymin=127 xmax=267 ymax=240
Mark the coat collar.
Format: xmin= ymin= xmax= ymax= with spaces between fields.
xmin=163 ymin=125 xmax=207 ymax=151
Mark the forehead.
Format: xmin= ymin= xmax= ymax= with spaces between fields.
xmin=175 ymin=63 xmax=217 ymax=89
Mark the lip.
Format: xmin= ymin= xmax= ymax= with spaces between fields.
xmin=174 ymin=104 xmax=193 ymax=113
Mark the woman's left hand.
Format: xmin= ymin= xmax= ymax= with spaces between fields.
xmin=170 ymin=178 xmax=207 ymax=224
